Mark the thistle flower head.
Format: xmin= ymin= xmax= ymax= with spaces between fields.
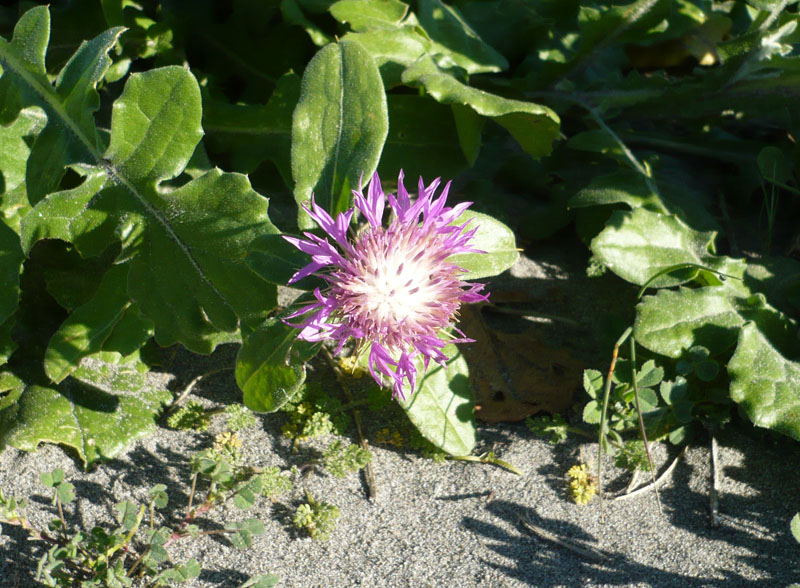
xmin=284 ymin=171 xmax=488 ymax=399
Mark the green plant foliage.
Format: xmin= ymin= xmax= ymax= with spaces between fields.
xmin=590 ymin=208 xmax=743 ymax=288
xmin=728 ymin=323 xmax=800 ymax=441
xmin=236 ymin=319 xmax=317 ymax=413
xmin=167 ymin=401 xmax=211 ymax=432
xmin=1 ymin=436 xmax=282 ymax=586
xmin=322 ymin=440 xmax=372 ymax=477
xmin=293 ymin=494 xmax=340 ymax=540
xmin=292 ymin=38 xmax=389 ymax=228
xmin=400 ymin=345 xmax=475 ymax=456
xmin=0 ymin=361 xmax=170 ymax=466
xmin=401 ymin=56 xmax=560 ymax=159
xmin=525 ymin=414 xmax=569 ymax=444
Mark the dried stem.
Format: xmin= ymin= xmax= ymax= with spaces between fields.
xmin=613 ymin=447 xmax=685 ymax=501
xmin=517 ymin=512 xmax=608 ymax=561
xmin=322 ymin=346 xmax=378 ymax=500
xmin=709 ymin=434 xmax=721 ymax=528
xmin=598 ymin=326 xmax=632 ymax=520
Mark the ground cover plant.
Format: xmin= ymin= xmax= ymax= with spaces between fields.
xmin=1 ymin=0 xmax=800 ymax=584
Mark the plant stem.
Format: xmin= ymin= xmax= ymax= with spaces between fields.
xmin=709 ymin=433 xmax=721 ymax=528
xmin=161 ymin=367 xmax=233 ymax=422
xmin=613 ymin=447 xmax=685 ymax=501
xmin=322 ymin=346 xmax=378 ymax=500
xmin=448 ymin=453 xmax=522 ymax=475
xmin=598 ymin=326 xmax=631 ymax=520
xmin=629 ymin=337 xmax=662 ymax=514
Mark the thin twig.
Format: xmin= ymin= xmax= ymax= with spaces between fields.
xmin=623 ymin=468 xmax=641 ymax=495
xmin=186 ymin=472 xmax=198 ymax=519
xmin=598 ymin=326 xmax=632 ymax=520
xmin=709 ymin=434 xmax=720 ymax=528
xmin=517 ymin=513 xmax=608 ymax=561
xmin=613 ymin=447 xmax=685 ymax=501
xmin=161 ymin=367 xmax=233 ymax=421
xmin=322 ymin=347 xmax=378 ymax=500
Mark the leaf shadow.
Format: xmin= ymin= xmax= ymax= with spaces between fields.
xmin=466 ymin=498 xmax=711 ymax=587
xmin=658 ymin=427 xmax=800 ymax=585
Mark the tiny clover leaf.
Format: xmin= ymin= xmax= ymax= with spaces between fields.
xmin=40 ymin=469 xmax=75 ymax=505
xmin=155 ymin=559 xmax=202 ymax=584
xmin=148 ymin=484 xmax=168 ymax=509
xmin=582 ymin=400 xmax=603 ymax=425
xmin=225 ymin=518 xmax=265 ymax=549
xmin=114 ymin=501 xmax=141 ymax=532
xmin=583 ymin=369 xmax=604 ymax=400
xmin=791 ymin=513 xmax=800 ymax=544
xmin=233 ymin=486 xmax=257 ymax=510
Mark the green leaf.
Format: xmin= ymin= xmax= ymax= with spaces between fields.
xmin=0 ymin=8 xmax=124 ymax=204
xmin=233 ymin=487 xmax=256 ymax=510
xmin=451 ymin=103 xmax=483 ymax=166
xmin=446 ymin=210 xmax=518 ymax=280
xmin=0 ymin=107 xmax=45 ymax=231
xmin=44 ymin=264 xmax=153 ymax=383
xmin=379 ymin=94 xmax=468 ymax=184
xmin=226 ymin=519 xmax=265 ymax=549
xmin=400 ymin=345 xmax=475 ymax=456
xmin=0 ymin=360 xmax=170 ymax=467
xmin=568 ymin=170 xmax=666 ymax=212
xmin=7 ymin=15 xmax=280 ymax=353
xmin=591 ymin=208 xmax=744 ymax=287
xmin=343 ymin=26 xmax=433 ymax=87
xmin=292 ymin=39 xmax=389 ymax=229
xmin=636 ymin=387 xmax=659 ymax=412
xmin=401 ymin=57 xmax=560 ymax=158
xmin=148 ymin=484 xmax=168 ymax=509
xmin=245 ymin=234 xmax=324 ymax=290
xmin=115 ymin=501 xmax=139 ymax=531
xmin=282 ymin=0 xmax=333 ymax=46
xmin=582 ymin=400 xmax=602 ymax=424
xmin=203 ymin=72 xmax=300 ymax=181
xmin=634 ymin=287 xmax=793 ymax=358
xmin=235 ymin=319 xmax=315 ymax=413
xmin=330 ymin=0 xmax=409 ymax=31
xmin=660 ymin=378 xmax=688 ymax=406
xmin=0 ymin=6 xmax=50 ymax=124
xmin=125 ymin=167 xmax=279 ymax=351
xmin=157 ymin=559 xmax=201 ymax=584
xmin=728 ymin=322 xmax=800 ymax=441
xmin=791 ymin=513 xmax=800 ymax=544
xmin=417 ymin=0 xmax=508 ymax=74
xmin=635 ymin=360 xmax=663 ymax=388
xmin=583 ymin=369 xmax=604 ymax=400
xmin=0 ymin=221 xmax=23 ymax=326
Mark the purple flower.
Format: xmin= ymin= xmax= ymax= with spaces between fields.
xmin=285 ymin=171 xmax=488 ymax=399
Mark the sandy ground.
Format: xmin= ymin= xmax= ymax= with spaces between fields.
xmin=2 ymin=250 xmax=799 ymax=587
xmin=1 ymin=410 xmax=799 ymax=588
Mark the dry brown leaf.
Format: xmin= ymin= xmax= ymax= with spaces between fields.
xmin=459 ymin=304 xmax=583 ymax=423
